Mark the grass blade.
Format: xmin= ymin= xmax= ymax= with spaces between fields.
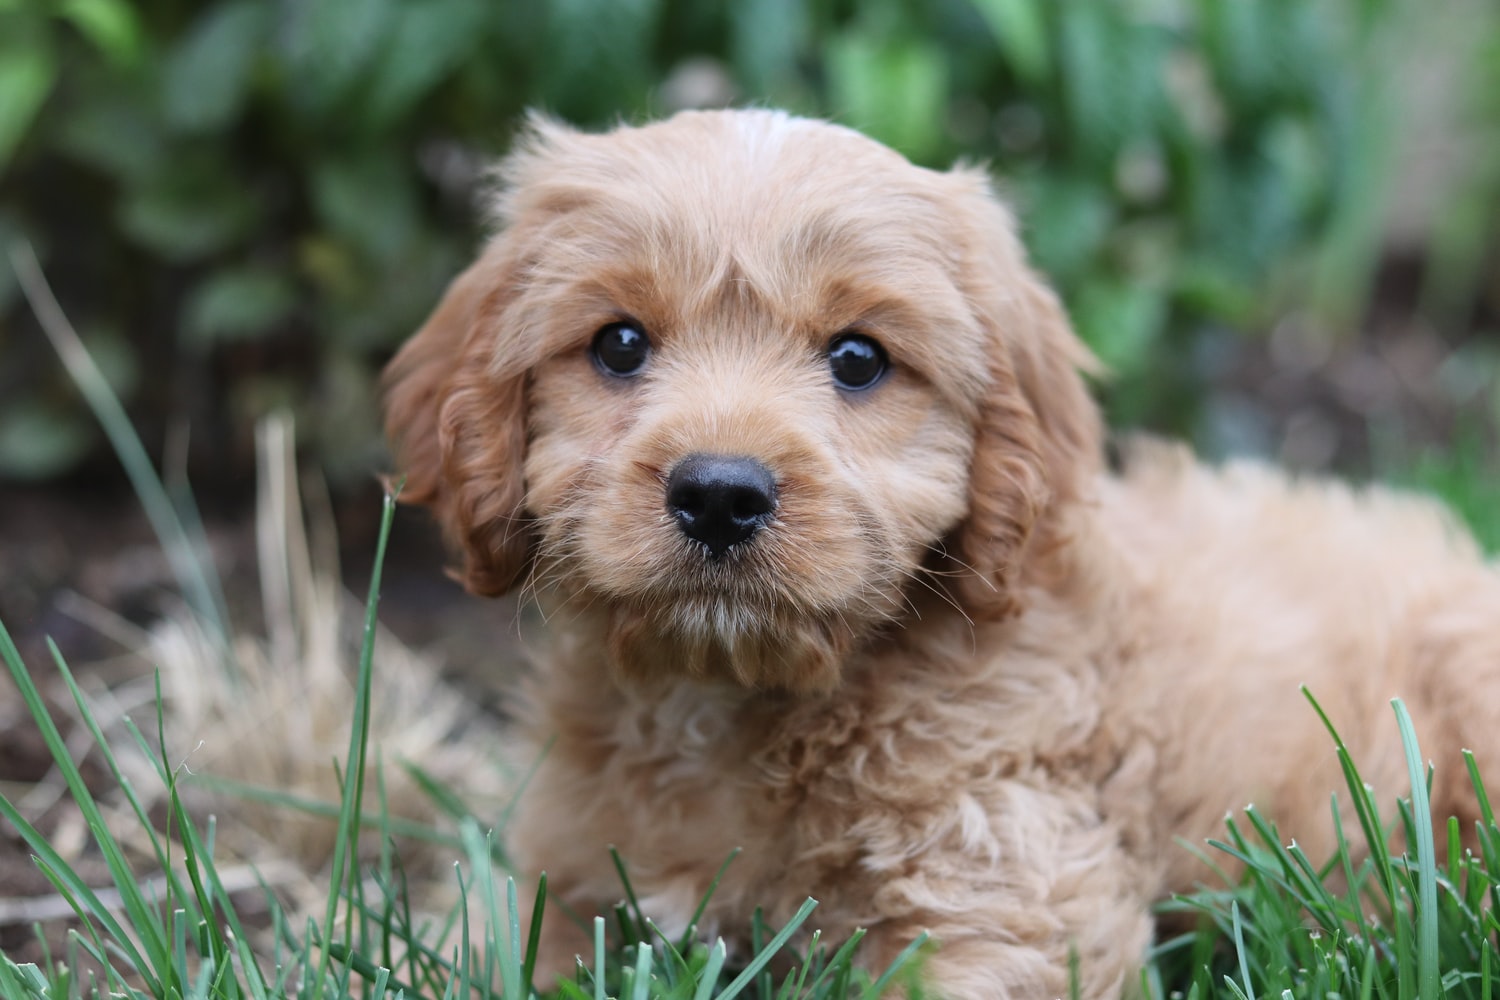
xmin=863 ymin=931 xmax=927 ymax=1000
xmin=0 ymin=620 xmax=165 ymax=991
xmin=9 ymin=241 xmax=231 ymax=649
xmin=524 ymin=872 xmax=549 ymax=995
xmin=715 ymin=897 xmax=818 ymax=1000
xmin=677 ymin=848 xmax=740 ymax=954
xmin=317 ymin=487 xmax=397 ymax=989
xmin=690 ymin=939 xmax=727 ymax=1000
xmin=595 ymin=916 xmax=608 ymax=1000
xmin=1392 ymin=699 xmax=1440 ymax=1000
xmin=630 ymin=942 xmax=653 ymax=1000
xmin=610 ymin=846 xmax=651 ymax=945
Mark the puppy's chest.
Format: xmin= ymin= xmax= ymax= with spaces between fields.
xmin=529 ymin=618 xmax=1136 ymax=923
xmin=580 ymin=665 xmax=1113 ymax=863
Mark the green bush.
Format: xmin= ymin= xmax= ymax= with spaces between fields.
xmin=0 ymin=0 xmax=1483 ymax=483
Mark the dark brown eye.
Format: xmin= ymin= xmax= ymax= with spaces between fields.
xmin=827 ymin=332 xmax=888 ymax=390
xmin=591 ymin=322 xmax=651 ymax=377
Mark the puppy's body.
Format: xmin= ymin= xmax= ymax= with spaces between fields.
xmin=509 ymin=451 xmax=1498 ymax=997
xmin=385 ymin=110 xmax=1500 ymax=998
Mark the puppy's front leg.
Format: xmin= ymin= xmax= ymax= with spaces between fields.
xmin=843 ymin=787 xmax=1154 ymax=1000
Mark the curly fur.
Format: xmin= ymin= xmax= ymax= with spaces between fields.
xmin=383 ymin=109 xmax=1500 ymax=999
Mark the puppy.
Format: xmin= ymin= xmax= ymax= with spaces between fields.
xmin=383 ymin=109 xmax=1500 ymax=998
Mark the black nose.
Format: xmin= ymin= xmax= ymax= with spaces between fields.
xmin=666 ymin=454 xmax=777 ymax=558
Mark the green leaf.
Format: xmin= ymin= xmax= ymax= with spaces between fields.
xmin=540 ymin=0 xmax=661 ymax=118
xmin=1071 ymin=278 xmax=1165 ymax=377
xmin=1054 ymin=7 xmax=1168 ymax=168
xmin=1171 ymin=259 xmax=1256 ymax=325
xmin=826 ymin=29 xmax=948 ymax=163
xmin=357 ymin=0 xmax=486 ymax=130
xmin=1196 ymin=0 xmax=1320 ymax=113
xmin=116 ymin=159 xmax=259 ymax=260
xmin=0 ymin=399 xmax=93 ymax=480
xmin=1194 ymin=0 xmax=1265 ymax=111
xmin=731 ymin=0 xmax=809 ymax=95
xmin=58 ymin=0 xmax=143 ymax=65
xmin=53 ymin=89 xmax=167 ymax=180
xmin=0 ymin=30 xmax=57 ymax=171
xmin=1054 ymin=2 xmax=1113 ymax=163
xmin=163 ymin=0 xmax=271 ymax=133
xmin=182 ymin=265 xmax=298 ymax=345
xmin=969 ymin=0 xmax=1049 ymax=84
xmin=309 ymin=150 xmax=420 ymax=264
xmin=277 ymin=0 xmax=397 ymax=119
xmin=1015 ymin=172 xmax=1113 ymax=281
xmin=314 ymin=230 xmax=466 ymax=350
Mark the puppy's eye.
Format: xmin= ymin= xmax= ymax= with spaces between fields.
xmin=591 ymin=322 xmax=652 ymax=377
xmin=827 ymin=332 xmax=888 ymax=391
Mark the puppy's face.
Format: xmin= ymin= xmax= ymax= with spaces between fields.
xmin=385 ymin=111 xmax=1100 ymax=692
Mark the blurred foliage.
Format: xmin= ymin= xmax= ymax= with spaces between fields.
xmin=0 ymin=0 xmax=1495 ymax=486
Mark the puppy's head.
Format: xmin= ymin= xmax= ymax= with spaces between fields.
xmin=384 ymin=110 xmax=1101 ymax=692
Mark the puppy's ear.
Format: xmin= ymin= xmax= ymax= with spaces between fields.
xmin=382 ymin=248 xmax=532 ymax=597
xmin=384 ymin=116 xmax=595 ymax=597
xmin=947 ymin=172 xmax=1103 ymax=619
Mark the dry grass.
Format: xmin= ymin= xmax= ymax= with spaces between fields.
xmin=4 ymin=414 xmax=513 ymax=965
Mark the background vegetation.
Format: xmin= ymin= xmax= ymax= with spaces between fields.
xmin=3 ymin=0 xmax=1497 ymax=521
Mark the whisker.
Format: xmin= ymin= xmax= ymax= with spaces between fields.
xmin=924 ymin=540 xmax=999 ymax=593
xmin=908 ymin=571 xmax=975 ymax=629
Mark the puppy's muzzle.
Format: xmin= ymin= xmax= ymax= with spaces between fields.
xmin=666 ymin=453 xmax=777 ymax=558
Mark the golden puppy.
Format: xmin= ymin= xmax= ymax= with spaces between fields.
xmin=383 ymin=109 xmax=1500 ymax=998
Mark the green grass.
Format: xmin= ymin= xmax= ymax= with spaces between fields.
xmin=1145 ymin=692 xmax=1500 ymax=1000
xmin=1393 ymin=425 xmax=1500 ymax=555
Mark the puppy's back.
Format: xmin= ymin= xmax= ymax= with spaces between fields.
xmin=1093 ymin=441 xmax=1500 ymax=887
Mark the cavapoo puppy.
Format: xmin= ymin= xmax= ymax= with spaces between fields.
xmin=383 ymin=109 xmax=1500 ymax=998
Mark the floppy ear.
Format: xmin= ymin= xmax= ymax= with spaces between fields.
xmin=384 ymin=115 xmax=604 ymax=597
xmin=382 ymin=247 xmax=532 ymax=597
xmin=947 ymin=173 xmax=1104 ymax=620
